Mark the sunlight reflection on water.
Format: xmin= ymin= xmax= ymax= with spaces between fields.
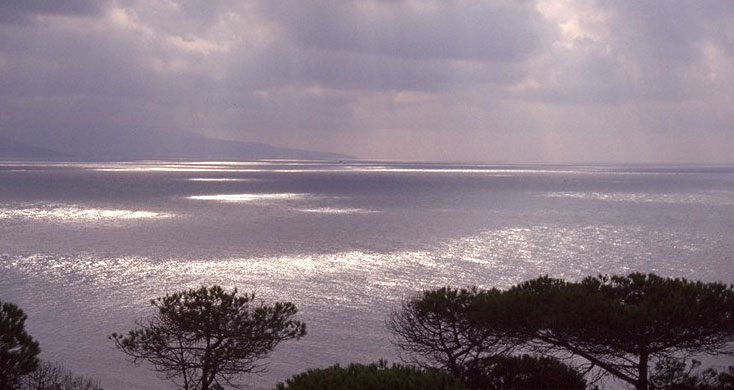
xmin=187 ymin=193 xmax=307 ymax=202
xmin=545 ymin=191 xmax=734 ymax=206
xmin=3 ymin=224 xmax=711 ymax=306
xmin=0 ymin=204 xmax=174 ymax=222
xmin=95 ymin=167 xmax=264 ymax=172
xmin=1 ymin=224 xmax=728 ymax=390
xmin=2 ymin=161 xmax=734 ymax=390
xmin=295 ymin=207 xmax=378 ymax=214
xmin=186 ymin=178 xmax=255 ymax=182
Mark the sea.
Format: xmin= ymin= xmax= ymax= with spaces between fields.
xmin=1 ymin=160 xmax=733 ymax=389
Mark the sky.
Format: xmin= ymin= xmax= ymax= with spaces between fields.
xmin=1 ymin=0 xmax=733 ymax=163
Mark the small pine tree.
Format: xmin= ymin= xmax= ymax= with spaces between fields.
xmin=111 ymin=285 xmax=306 ymax=390
xmin=1 ymin=300 xmax=40 ymax=390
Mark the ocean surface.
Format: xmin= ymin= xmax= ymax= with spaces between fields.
xmin=1 ymin=160 xmax=734 ymax=389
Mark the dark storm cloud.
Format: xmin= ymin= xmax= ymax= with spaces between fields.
xmin=601 ymin=0 xmax=734 ymax=100
xmin=259 ymin=1 xmax=546 ymax=62
xmin=609 ymin=1 xmax=733 ymax=58
xmin=248 ymin=46 xmax=459 ymax=92
xmin=0 ymin=0 xmax=106 ymax=24
xmin=1 ymin=3 xmax=238 ymax=93
xmin=0 ymin=0 xmax=732 ymax=162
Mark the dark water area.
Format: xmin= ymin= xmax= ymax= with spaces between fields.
xmin=2 ymin=161 xmax=734 ymax=389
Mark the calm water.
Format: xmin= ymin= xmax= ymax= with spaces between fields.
xmin=1 ymin=161 xmax=734 ymax=389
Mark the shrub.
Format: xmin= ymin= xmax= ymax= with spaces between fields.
xmin=275 ymin=360 xmax=466 ymax=390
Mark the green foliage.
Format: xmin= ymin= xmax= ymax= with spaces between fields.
xmin=505 ymin=273 xmax=734 ymax=390
xmin=718 ymin=368 xmax=734 ymax=389
xmin=388 ymin=287 xmax=519 ymax=378
xmin=649 ymin=358 xmax=734 ymax=390
xmin=464 ymin=354 xmax=587 ymax=390
xmin=387 ymin=288 xmax=586 ymax=390
xmin=111 ymin=285 xmax=306 ymax=390
xmin=19 ymin=360 xmax=102 ymax=390
xmin=393 ymin=274 xmax=734 ymax=390
xmin=1 ymin=300 xmax=40 ymax=390
xmin=274 ymin=360 xmax=466 ymax=390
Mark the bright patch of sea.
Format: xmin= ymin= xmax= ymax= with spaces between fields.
xmin=1 ymin=161 xmax=733 ymax=389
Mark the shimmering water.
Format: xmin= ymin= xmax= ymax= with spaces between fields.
xmin=1 ymin=161 xmax=734 ymax=389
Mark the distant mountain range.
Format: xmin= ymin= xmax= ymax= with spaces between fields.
xmin=0 ymin=130 xmax=350 ymax=161
xmin=0 ymin=136 xmax=67 ymax=159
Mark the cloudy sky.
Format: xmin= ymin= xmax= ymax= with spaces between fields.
xmin=1 ymin=0 xmax=733 ymax=162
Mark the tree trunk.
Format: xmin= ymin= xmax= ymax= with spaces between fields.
xmin=636 ymin=351 xmax=649 ymax=390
